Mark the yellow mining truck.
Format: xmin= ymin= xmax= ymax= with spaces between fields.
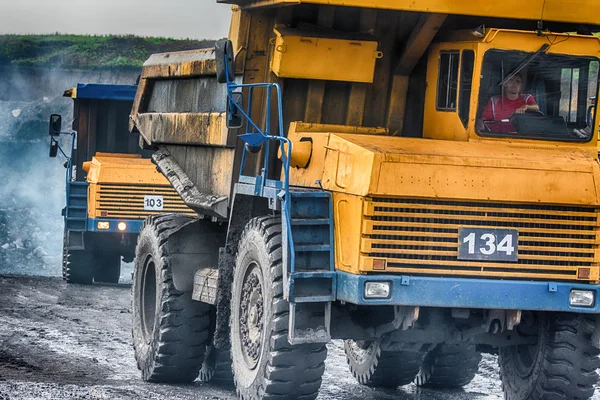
xmin=129 ymin=1 xmax=600 ymax=399
xmin=48 ymin=84 xmax=192 ymax=284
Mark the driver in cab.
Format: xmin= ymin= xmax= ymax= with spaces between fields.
xmin=480 ymin=73 xmax=540 ymax=132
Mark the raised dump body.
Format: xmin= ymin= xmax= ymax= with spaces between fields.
xmin=129 ymin=2 xmax=600 ymax=399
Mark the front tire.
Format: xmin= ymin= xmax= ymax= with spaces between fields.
xmin=414 ymin=343 xmax=481 ymax=388
xmin=94 ymin=252 xmax=121 ymax=283
xmin=499 ymin=312 xmax=600 ymax=400
xmin=132 ymin=214 xmax=212 ymax=383
xmin=230 ymin=216 xmax=327 ymax=400
xmin=64 ymin=250 xmax=94 ymax=285
xmin=344 ymin=339 xmax=424 ymax=388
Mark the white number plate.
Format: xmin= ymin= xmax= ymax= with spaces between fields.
xmin=144 ymin=195 xmax=164 ymax=211
xmin=458 ymin=228 xmax=518 ymax=262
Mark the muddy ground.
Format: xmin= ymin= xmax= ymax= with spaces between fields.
xmin=0 ymin=274 xmax=597 ymax=400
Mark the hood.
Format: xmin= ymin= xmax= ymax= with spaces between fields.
xmin=320 ymin=134 xmax=600 ymax=205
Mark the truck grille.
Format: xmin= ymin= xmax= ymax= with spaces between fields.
xmin=362 ymin=198 xmax=599 ymax=281
xmin=95 ymin=184 xmax=193 ymax=219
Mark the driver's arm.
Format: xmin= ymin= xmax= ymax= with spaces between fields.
xmin=516 ymin=94 xmax=540 ymax=114
xmin=482 ymin=98 xmax=494 ymax=120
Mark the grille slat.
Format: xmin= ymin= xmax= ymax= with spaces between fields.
xmin=362 ymin=198 xmax=599 ymax=282
xmin=95 ymin=184 xmax=194 ymax=219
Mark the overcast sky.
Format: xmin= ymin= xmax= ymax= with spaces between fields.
xmin=0 ymin=0 xmax=231 ymax=39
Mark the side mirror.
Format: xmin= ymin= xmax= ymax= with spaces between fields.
xmin=227 ymin=91 xmax=244 ymax=129
xmin=49 ymin=114 xmax=62 ymax=136
xmin=49 ymin=138 xmax=58 ymax=158
xmin=215 ymin=39 xmax=235 ymax=84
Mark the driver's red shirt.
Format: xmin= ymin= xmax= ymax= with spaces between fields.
xmin=482 ymin=94 xmax=537 ymax=120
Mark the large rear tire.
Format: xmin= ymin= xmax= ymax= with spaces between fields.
xmin=499 ymin=312 xmax=600 ymax=400
xmin=230 ymin=216 xmax=327 ymax=399
xmin=414 ymin=343 xmax=481 ymax=388
xmin=344 ymin=339 xmax=424 ymax=388
xmin=132 ymin=214 xmax=212 ymax=383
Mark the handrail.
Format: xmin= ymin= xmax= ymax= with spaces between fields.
xmin=224 ymin=59 xmax=298 ymax=277
xmin=51 ymin=131 xmax=77 ymax=214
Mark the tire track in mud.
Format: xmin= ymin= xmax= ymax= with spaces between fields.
xmin=0 ymin=275 xmax=597 ymax=400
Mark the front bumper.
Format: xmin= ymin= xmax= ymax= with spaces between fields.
xmin=336 ymin=271 xmax=600 ymax=313
xmin=87 ymin=218 xmax=143 ymax=234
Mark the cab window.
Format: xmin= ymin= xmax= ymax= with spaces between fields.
xmin=476 ymin=49 xmax=599 ymax=142
xmin=436 ymin=51 xmax=460 ymax=111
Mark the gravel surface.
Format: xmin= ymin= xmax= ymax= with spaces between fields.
xmin=0 ymin=274 xmax=597 ymax=399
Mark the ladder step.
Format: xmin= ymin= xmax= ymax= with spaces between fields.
xmin=69 ymin=194 xmax=87 ymax=198
xmin=291 ymin=271 xmax=335 ymax=279
xmin=291 ymin=218 xmax=330 ymax=226
xmin=66 ymin=217 xmax=87 ymax=221
xmin=293 ymin=295 xmax=335 ymax=303
xmin=295 ymin=244 xmax=330 ymax=252
xmin=67 ymin=206 xmax=87 ymax=209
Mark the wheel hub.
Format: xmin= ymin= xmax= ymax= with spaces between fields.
xmin=239 ymin=265 xmax=264 ymax=370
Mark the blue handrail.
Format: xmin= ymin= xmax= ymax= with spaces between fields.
xmin=224 ymin=60 xmax=298 ymax=277
xmin=51 ymin=131 xmax=77 ymax=214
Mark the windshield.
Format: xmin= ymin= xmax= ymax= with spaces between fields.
xmin=477 ymin=50 xmax=599 ymax=142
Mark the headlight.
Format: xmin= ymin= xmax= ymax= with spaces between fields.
xmin=97 ymin=221 xmax=110 ymax=230
xmin=569 ymin=290 xmax=595 ymax=307
xmin=364 ymin=281 xmax=391 ymax=299
xmin=117 ymin=222 xmax=127 ymax=231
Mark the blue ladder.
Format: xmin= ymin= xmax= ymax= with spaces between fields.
xmin=65 ymin=182 xmax=88 ymax=232
xmin=282 ymin=190 xmax=335 ymax=345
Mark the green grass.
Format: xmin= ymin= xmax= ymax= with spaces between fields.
xmin=0 ymin=34 xmax=216 ymax=69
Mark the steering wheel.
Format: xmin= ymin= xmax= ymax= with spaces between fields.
xmin=508 ymin=110 xmax=544 ymax=119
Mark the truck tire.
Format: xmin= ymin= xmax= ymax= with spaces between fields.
xmin=344 ymin=339 xmax=424 ymax=387
xmin=414 ymin=343 xmax=481 ymax=388
xmin=94 ymin=253 xmax=121 ymax=284
xmin=132 ymin=214 xmax=212 ymax=383
xmin=199 ymin=344 xmax=233 ymax=387
xmin=64 ymin=249 xmax=95 ymax=285
xmin=499 ymin=312 xmax=600 ymax=400
xmin=230 ymin=216 xmax=327 ymax=400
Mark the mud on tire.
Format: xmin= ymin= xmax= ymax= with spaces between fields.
xmin=414 ymin=343 xmax=481 ymax=388
xmin=199 ymin=344 xmax=233 ymax=387
xmin=499 ymin=312 xmax=600 ymax=400
xmin=344 ymin=339 xmax=424 ymax=388
xmin=230 ymin=216 xmax=327 ymax=400
xmin=132 ymin=214 xmax=212 ymax=383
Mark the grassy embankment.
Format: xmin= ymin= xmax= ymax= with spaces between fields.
xmin=0 ymin=34 xmax=215 ymax=69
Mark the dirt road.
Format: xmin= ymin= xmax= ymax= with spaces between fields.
xmin=0 ymin=275 xmax=597 ymax=400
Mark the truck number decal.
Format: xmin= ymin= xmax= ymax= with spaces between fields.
xmin=144 ymin=195 xmax=164 ymax=211
xmin=458 ymin=228 xmax=518 ymax=262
